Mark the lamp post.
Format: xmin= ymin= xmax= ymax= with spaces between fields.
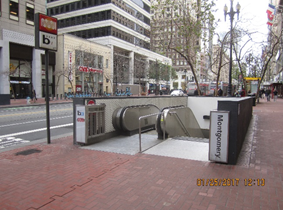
xmin=224 ymin=0 xmax=240 ymax=96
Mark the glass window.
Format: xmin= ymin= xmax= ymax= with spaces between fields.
xmin=65 ymin=4 xmax=70 ymax=12
xmin=20 ymin=61 xmax=32 ymax=78
xmin=26 ymin=3 xmax=34 ymax=25
xmin=82 ymin=0 xmax=87 ymax=8
xmin=98 ymin=56 xmax=103 ymax=69
xmin=71 ymin=3 xmax=75 ymax=11
xmin=10 ymin=60 xmax=19 ymax=77
xmin=9 ymin=0 xmax=19 ymax=21
xmin=88 ymin=0 xmax=93 ymax=6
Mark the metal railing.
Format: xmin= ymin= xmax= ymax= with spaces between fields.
xmin=138 ymin=112 xmax=166 ymax=152
xmin=168 ymin=111 xmax=190 ymax=137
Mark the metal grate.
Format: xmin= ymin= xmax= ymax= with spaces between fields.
xmin=15 ymin=149 xmax=42 ymax=156
xmin=86 ymin=104 xmax=106 ymax=139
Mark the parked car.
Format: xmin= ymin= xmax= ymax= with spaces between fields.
xmin=170 ymin=90 xmax=185 ymax=96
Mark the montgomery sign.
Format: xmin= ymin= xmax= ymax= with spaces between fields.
xmin=209 ymin=111 xmax=230 ymax=163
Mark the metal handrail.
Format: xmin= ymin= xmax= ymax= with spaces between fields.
xmin=138 ymin=112 xmax=166 ymax=153
xmin=168 ymin=111 xmax=190 ymax=137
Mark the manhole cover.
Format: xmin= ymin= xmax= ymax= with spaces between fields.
xmin=15 ymin=149 xmax=42 ymax=156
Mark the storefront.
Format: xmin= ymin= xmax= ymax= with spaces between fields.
xmin=9 ymin=44 xmax=33 ymax=99
xmin=75 ymin=50 xmax=104 ymax=95
xmin=75 ymin=66 xmax=103 ymax=95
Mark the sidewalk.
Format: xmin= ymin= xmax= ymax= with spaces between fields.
xmin=0 ymin=98 xmax=282 ymax=210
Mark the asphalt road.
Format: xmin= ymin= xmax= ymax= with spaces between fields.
xmin=0 ymin=103 xmax=73 ymax=150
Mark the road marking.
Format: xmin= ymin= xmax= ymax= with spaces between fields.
xmin=0 ymin=123 xmax=73 ymax=139
xmin=0 ymin=115 xmax=73 ymax=128
xmin=0 ymin=137 xmax=30 ymax=149
xmin=0 ymin=108 xmax=72 ymax=118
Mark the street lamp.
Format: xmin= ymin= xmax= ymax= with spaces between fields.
xmin=224 ymin=0 xmax=240 ymax=96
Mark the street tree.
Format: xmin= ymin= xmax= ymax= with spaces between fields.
xmin=148 ymin=60 xmax=176 ymax=95
xmin=255 ymin=28 xmax=283 ymax=101
xmin=134 ymin=55 xmax=147 ymax=96
xmin=209 ymin=31 xmax=230 ymax=96
xmin=54 ymin=63 xmax=75 ymax=96
xmin=113 ymin=52 xmax=129 ymax=93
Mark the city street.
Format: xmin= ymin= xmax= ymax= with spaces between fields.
xmin=0 ymin=103 xmax=73 ymax=150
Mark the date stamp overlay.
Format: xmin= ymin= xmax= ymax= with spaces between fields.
xmin=197 ymin=178 xmax=265 ymax=187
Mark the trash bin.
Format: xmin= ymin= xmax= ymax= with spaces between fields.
xmin=26 ymin=96 xmax=31 ymax=104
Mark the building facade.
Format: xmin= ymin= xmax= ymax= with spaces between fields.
xmin=47 ymin=0 xmax=172 ymax=93
xmin=56 ymin=34 xmax=112 ymax=96
xmin=0 ymin=0 xmax=48 ymax=105
xmin=268 ymin=0 xmax=283 ymax=84
xmin=150 ymin=0 xmax=195 ymax=90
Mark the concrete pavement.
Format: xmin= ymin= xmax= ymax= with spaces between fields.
xmin=0 ymin=97 xmax=282 ymax=210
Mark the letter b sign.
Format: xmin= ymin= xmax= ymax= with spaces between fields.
xmin=39 ymin=31 xmax=57 ymax=50
xmin=43 ymin=35 xmax=50 ymax=44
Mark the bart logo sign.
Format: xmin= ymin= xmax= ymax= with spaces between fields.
xmin=35 ymin=13 xmax=58 ymax=51
xmin=39 ymin=14 xmax=57 ymax=34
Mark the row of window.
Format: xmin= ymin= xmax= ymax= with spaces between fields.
xmin=75 ymin=50 xmax=104 ymax=69
xmin=57 ymin=10 xmax=111 ymax=28
xmin=1 ymin=0 xmax=35 ymax=25
xmin=47 ymin=1 xmax=150 ymax=26
xmin=69 ymin=26 xmax=111 ymax=39
xmin=48 ymin=0 xmax=110 ymax=16
xmin=69 ymin=26 xmax=150 ymax=50
xmin=57 ymin=10 xmax=150 ymax=38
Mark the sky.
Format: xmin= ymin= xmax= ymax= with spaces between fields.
xmin=212 ymin=0 xmax=270 ymax=52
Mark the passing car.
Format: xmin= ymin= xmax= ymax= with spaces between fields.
xmin=170 ymin=89 xmax=185 ymax=96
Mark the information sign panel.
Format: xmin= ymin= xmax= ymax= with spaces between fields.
xmin=76 ymin=105 xmax=86 ymax=143
xmin=209 ymin=111 xmax=230 ymax=163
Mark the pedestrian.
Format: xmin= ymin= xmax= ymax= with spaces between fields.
xmin=34 ymin=89 xmax=37 ymax=103
xmin=194 ymin=88 xmax=198 ymax=96
xmin=240 ymin=87 xmax=245 ymax=97
xmin=217 ymin=88 xmax=223 ymax=96
xmin=265 ymin=88 xmax=271 ymax=101
xmin=273 ymin=88 xmax=278 ymax=101
xmin=261 ymin=88 xmax=265 ymax=99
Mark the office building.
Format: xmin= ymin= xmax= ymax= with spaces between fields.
xmin=0 ymin=0 xmax=48 ymax=105
xmin=47 ymin=0 xmax=172 ymax=93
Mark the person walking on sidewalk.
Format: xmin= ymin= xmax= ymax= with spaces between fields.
xmin=265 ymin=88 xmax=271 ymax=101
xmin=32 ymin=89 xmax=37 ymax=103
xmin=273 ymin=88 xmax=278 ymax=101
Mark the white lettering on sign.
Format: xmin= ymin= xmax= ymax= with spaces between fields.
xmin=38 ymin=14 xmax=57 ymax=34
xmin=209 ymin=111 xmax=229 ymax=163
xmin=78 ymin=66 xmax=103 ymax=73
xmin=41 ymin=18 xmax=57 ymax=30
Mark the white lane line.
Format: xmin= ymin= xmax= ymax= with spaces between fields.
xmin=0 ymin=115 xmax=73 ymax=128
xmin=0 ymin=123 xmax=73 ymax=139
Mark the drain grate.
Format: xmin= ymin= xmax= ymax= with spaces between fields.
xmin=15 ymin=149 xmax=42 ymax=156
